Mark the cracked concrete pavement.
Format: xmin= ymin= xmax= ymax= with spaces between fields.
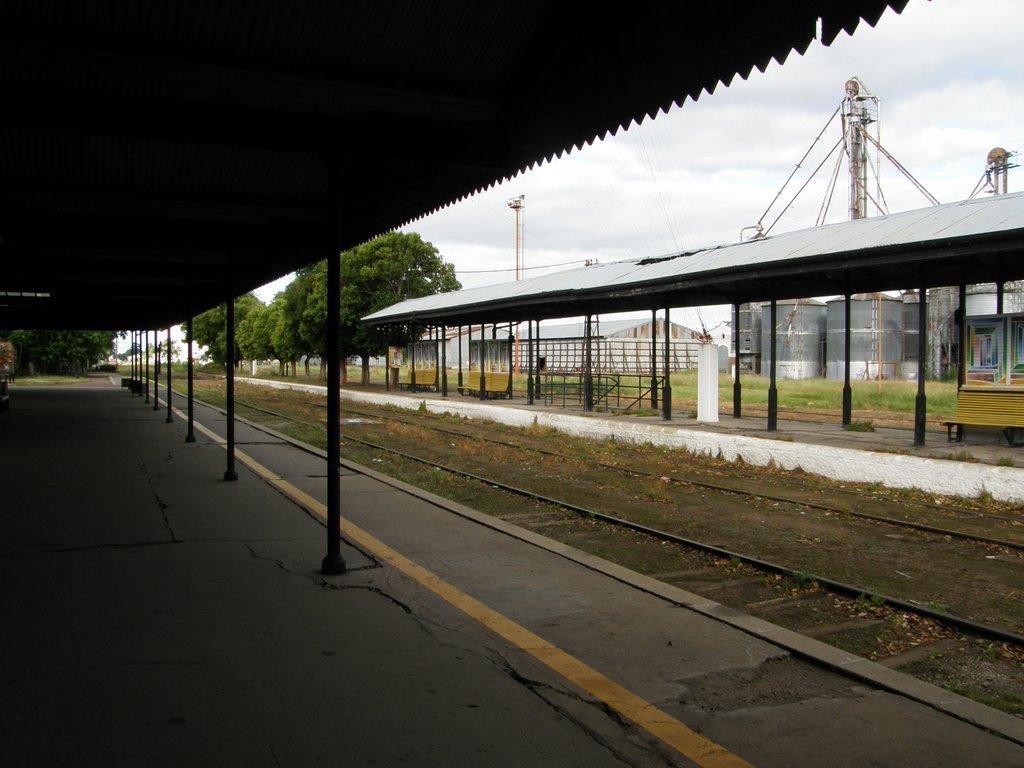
xmin=3 ymin=383 xmax=1023 ymax=767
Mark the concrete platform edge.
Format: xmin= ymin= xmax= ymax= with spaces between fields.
xmin=218 ymin=380 xmax=1024 ymax=743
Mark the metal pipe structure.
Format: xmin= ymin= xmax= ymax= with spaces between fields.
xmin=508 ymin=195 xmax=524 ymax=373
xmin=844 ymin=78 xmax=871 ymax=221
xmin=457 ymin=325 xmax=463 ymax=393
xmin=224 ymin=260 xmax=238 ymax=482
xmin=732 ymin=303 xmax=741 ymax=418
xmin=165 ymin=320 xmax=173 ymax=423
xmin=768 ymin=299 xmax=778 ymax=431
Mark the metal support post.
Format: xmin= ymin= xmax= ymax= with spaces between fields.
xmin=842 ymin=291 xmax=852 ymax=426
xmin=584 ymin=315 xmax=593 ymax=412
xmin=914 ymin=285 xmax=928 ymax=447
xmin=165 ymin=321 xmax=173 ymax=422
xmin=440 ymin=324 xmax=448 ymax=397
xmin=321 ymin=158 xmax=346 ymax=575
xmin=224 ymin=262 xmax=238 ymax=481
xmin=186 ymin=289 xmax=196 ymax=442
xmin=651 ymin=308 xmax=658 ymax=411
xmin=662 ymin=308 xmax=672 ymax=420
xmin=143 ymin=330 xmax=150 ymax=402
xmin=153 ymin=329 xmax=160 ymax=410
xmin=533 ymin=320 xmax=541 ymax=401
xmin=768 ymin=299 xmax=778 ymax=431
xmin=958 ymin=283 xmax=967 ymax=387
xmin=732 ymin=303 xmax=741 ymax=418
xmin=457 ymin=325 xmax=463 ymax=393
xmin=479 ymin=324 xmax=486 ymax=400
xmin=527 ymin=320 xmax=534 ymax=405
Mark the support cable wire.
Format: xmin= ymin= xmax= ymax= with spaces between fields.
xmin=816 ymin=146 xmax=847 ymax=226
xmin=764 ymin=136 xmax=845 ymax=237
xmin=967 ymin=171 xmax=992 ymax=200
xmin=635 ymin=123 xmax=684 ymax=253
xmin=860 ymin=129 xmax=940 ymax=206
xmin=754 ymin=107 xmax=841 ymax=234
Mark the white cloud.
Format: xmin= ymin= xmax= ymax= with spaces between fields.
xmin=259 ymin=0 xmax=1024 ymax=329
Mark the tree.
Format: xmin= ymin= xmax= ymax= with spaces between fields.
xmin=302 ymin=231 xmax=460 ymax=384
xmin=3 ymin=329 xmax=115 ymax=375
xmin=189 ymin=294 xmax=264 ymax=369
xmin=271 ymin=271 xmax=316 ymax=376
xmin=237 ymin=301 xmax=276 ymax=363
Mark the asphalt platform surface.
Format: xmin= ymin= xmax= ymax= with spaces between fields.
xmin=2 ymin=377 xmax=1023 ymax=767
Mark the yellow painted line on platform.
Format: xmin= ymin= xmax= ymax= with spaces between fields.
xmin=182 ymin=407 xmax=753 ymax=768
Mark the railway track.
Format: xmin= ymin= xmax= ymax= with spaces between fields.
xmin=226 ymin=394 xmax=1024 ymax=634
xmin=336 ymin=402 xmax=1024 ymax=552
xmin=204 ymin=386 xmax=1024 ymax=717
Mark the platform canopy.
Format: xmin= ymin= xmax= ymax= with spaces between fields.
xmin=0 ymin=0 xmax=907 ymax=332
xmin=362 ymin=192 xmax=1024 ymax=327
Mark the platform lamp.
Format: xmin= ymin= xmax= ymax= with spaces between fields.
xmin=507 ymin=194 xmax=525 ymax=374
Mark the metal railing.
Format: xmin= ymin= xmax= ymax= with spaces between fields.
xmin=541 ymin=372 xmax=663 ymax=411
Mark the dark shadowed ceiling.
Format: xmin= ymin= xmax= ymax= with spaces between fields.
xmin=0 ymin=0 xmax=906 ymax=331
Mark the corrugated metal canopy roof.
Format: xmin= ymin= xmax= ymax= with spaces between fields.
xmin=363 ymin=192 xmax=1024 ymax=326
xmin=0 ymin=0 xmax=906 ymax=331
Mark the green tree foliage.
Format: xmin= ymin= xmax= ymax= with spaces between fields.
xmin=315 ymin=231 xmax=460 ymax=383
xmin=189 ymin=293 xmax=264 ymax=368
xmin=236 ymin=301 xmax=277 ymax=363
xmin=183 ymin=232 xmax=458 ymax=381
xmin=270 ymin=270 xmax=316 ymax=376
xmin=2 ymin=330 xmax=115 ymax=375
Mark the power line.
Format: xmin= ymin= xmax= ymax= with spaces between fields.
xmin=457 ymin=258 xmax=590 ymax=275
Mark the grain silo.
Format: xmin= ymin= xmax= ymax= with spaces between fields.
xmin=736 ymin=302 xmax=762 ymax=374
xmin=761 ymin=299 xmax=826 ymax=380
xmin=825 ymin=293 xmax=903 ymax=380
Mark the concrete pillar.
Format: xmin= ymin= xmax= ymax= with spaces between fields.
xmin=697 ymin=342 xmax=719 ymax=422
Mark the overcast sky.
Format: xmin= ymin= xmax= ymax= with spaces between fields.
xmin=256 ymin=0 xmax=1023 ymax=332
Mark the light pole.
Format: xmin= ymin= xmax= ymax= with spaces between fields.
xmin=507 ymin=195 xmax=525 ymax=373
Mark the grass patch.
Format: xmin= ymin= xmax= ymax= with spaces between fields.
xmin=844 ymin=420 xmax=875 ymax=432
xmin=10 ymin=375 xmax=92 ymax=386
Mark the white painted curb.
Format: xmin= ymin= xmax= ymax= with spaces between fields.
xmin=238 ymin=378 xmax=1024 ymax=502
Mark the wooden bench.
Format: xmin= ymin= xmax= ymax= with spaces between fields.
xmin=397 ymin=368 xmax=437 ymax=391
xmin=462 ymin=372 xmax=512 ymax=399
xmin=944 ymin=388 xmax=1024 ymax=446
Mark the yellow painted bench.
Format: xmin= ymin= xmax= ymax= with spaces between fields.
xmin=398 ymin=367 xmax=437 ymax=391
xmin=944 ymin=388 xmax=1024 ymax=446
xmin=462 ymin=372 xmax=512 ymax=398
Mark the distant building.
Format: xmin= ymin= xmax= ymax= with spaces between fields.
xmin=425 ymin=317 xmax=721 ymax=373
